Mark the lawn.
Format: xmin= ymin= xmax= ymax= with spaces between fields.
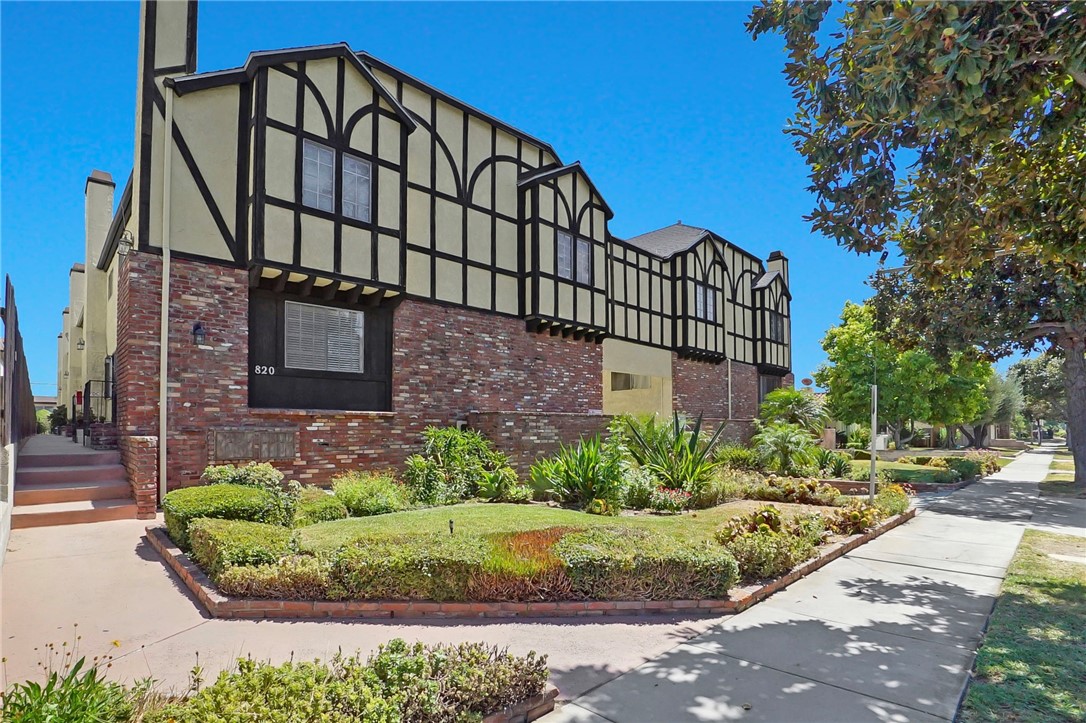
xmin=960 ymin=530 xmax=1086 ymax=722
xmin=849 ymin=460 xmax=959 ymax=484
xmin=1040 ymin=453 xmax=1079 ymax=497
xmin=296 ymin=500 xmax=829 ymax=555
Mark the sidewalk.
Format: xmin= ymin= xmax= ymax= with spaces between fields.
xmin=547 ymin=450 xmax=1079 ymax=722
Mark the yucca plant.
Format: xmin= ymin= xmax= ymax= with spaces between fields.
xmin=824 ymin=453 xmax=852 ymax=479
xmin=622 ymin=413 xmax=727 ymax=494
xmin=530 ymin=436 xmax=623 ymax=513
xmin=751 ymin=422 xmax=816 ymax=475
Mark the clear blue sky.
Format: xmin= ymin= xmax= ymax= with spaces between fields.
xmin=2 ymin=1 xmax=889 ymax=398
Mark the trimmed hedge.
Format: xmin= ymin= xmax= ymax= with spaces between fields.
xmin=294 ymin=486 xmax=348 ymax=527
xmin=331 ymin=534 xmax=489 ymax=601
xmin=554 ymin=527 xmax=739 ymax=600
xmin=163 ymin=483 xmax=284 ymax=549
xmin=188 ymin=518 xmax=294 ymax=578
xmin=218 ymin=555 xmax=331 ymax=599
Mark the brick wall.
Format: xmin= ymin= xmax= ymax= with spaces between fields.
xmin=672 ymin=356 xmax=761 ymax=422
xmin=466 ymin=411 xmax=610 ymax=469
xmin=118 ymin=434 xmax=157 ymax=518
xmin=115 ymin=252 xmax=604 ymax=490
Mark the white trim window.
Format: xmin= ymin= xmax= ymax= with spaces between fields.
xmin=284 ymin=301 xmax=365 ymax=373
xmin=301 ymin=140 xmax=335 ymax=212
xmin=342 ymin=154 xmax=372 ymax=222
xmin=557 ymin=231 xmax=573 ymax=280
xmin=576 ymin=238 xmax=592 ymax=284
xmin=768 ymin=310 xmax=785 ymax=342
xmin=694 ymin=283 xmax=716 ymax=321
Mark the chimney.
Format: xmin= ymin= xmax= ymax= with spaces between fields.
xmin=767 ymin=250 xmax=789 ymax=287
xmin=85 ymin=171 xmax=115 ymax=263
xmin=132 ymin=0 xmax=198 ymax=248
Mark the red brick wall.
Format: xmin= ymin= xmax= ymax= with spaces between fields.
xmin=467 ymin=411 xmax=610 ymax=469
xmin=672 ymin=356 xmax=761 ymax=422
xmin=115 ymin=252 xmax=604 ymax=491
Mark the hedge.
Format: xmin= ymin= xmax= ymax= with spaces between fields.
xmin=188 ymin=518 xmax=294 ymax=578
xmin=331 ymin=534 xmax=489 ymax=601
xmin=293 ymin=486 xmax=348 ymax=527
xmin=163 ymin=483 xmax=284 ymax=549
xmin=554 ymin=527 xmax=739 ymax=600
xmin=333 ymin=472 xmax=413 ymax=517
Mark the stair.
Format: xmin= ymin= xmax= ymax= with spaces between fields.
xmin=13 ymin=445 xmax=138 ymax=528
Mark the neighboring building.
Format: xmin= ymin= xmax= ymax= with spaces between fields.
xmin=33 ymin=396 xmax=58 ymax=413
xmin=58 ymin=0 xmax=792 ymax=512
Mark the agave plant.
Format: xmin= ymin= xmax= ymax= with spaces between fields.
xmin=751 ymin=422 xmax=816 ymax=475
xmin=622 ymin=413 xmax=727 ymax=494
xmin=530 ymin=436 xmax=624 ymax=513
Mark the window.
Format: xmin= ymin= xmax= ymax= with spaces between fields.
xmin=576 ymin=238 xmax=592 ymax=283
xmin=611 ymin=372 xmax=652 ymax=391
xmin=768 ymin=311 xmax=785 ymax=342
xmin=694 ymin=283 xmax=716 ymax=321
xmin=107 ymin=270 xmax=114 ymax=299
xmin=759 ymin=373 xmax=783 ymax=402
xmin=302 ymin=140 xmax=335 ymax=212
xmin=342 ymin=154 xmax=371 ymax=222
xmin=557 ymin=231 xmax=573 ymax=279
xmin=284 ymin=301 xmax=364 ymax=373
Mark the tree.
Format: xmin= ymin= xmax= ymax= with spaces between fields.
xmin=925 ymin=356 xmax=993 ymax=447
xmin=758 ymin=387 xmax=829 ymax=434
xmin=751 ymin=422 xmax=816 ymax=475
xmin=1011 ymin=355 xmax=1066 ymax=442
xmin=815 ymin=302 xmax=938 ymax=449
xmin=750 ymin=1 xmax=1086 ymax=487
xmin=959 ymin=373 xmax=1023 ymax=448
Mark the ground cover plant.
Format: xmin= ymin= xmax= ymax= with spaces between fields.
xmin=848 ymin=460 xmax=961 ymax=485
xmin=3 ymin=638 xmax=549 ymax=723
xmin=960 ymin=531 xmax=1086 ymax=722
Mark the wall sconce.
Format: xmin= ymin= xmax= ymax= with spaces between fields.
xmin=63 ymin=371 xmax=70 ymax=377
xmin=77 ymin=339 xmax=86 ymax=350
xmin=192 ymin=322 xmax=207 ymax=345
xmin=118 ymin=230 xmax=134 ymax=257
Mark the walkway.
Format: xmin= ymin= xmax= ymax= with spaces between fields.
xmin=546 ymin=450 xmax=1081 ymax=722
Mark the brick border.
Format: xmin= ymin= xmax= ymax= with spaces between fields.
xmin=145 ymin=508 xmax=916 ymax=620
xmin=822 ymin=477 xmax=978 ymax=494
xmin=483 ymin=685 xmax=559 ymax=723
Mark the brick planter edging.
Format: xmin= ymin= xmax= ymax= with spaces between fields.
xmin=483 ymin=685 xmax=559 ymax=723
xmin=823 ymin=478 xmax=978 ymax=494
xmin=145 ymin=508 xmax=916 ymax=621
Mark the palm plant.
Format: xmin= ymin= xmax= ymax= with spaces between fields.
xmin=758 ymin=388 xmax=830 ymax=434
xmin=622 ymin=413 xmax=727 ymax=493
xmin=751 ymin=422 xmax=816 ymax=475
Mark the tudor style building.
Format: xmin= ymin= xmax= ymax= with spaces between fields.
xmin=58 ymin=0 xmax=792 ymax=514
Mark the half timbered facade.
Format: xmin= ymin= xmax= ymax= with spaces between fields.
xmin=58 ymin=0 xmax=792 ymax=505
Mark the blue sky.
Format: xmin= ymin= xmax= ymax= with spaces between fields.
xmin=2 ymin=1 xmax=890 ymax=398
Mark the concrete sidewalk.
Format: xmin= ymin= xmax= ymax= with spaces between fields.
xmin=547 ymin=450 xmax=1078 ymax=722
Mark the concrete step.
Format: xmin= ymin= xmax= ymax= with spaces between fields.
xmin=11 ymin=499 xmax=139 ymax=529
xmin=15 ymin=464 xmax=127 ymax=487
xmin=14 ymin=479 xmax=132 ymax=506
xmin=17 ymin=450 xmax=121 ymax=468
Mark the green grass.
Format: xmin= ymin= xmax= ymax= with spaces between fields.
xmin=1040 ymin=471 xmax=1081 ymax=498
xmin=960 ymin=530 xmax=1086 ymax=722
xmin=1052 ymin=460 xmax=1076 ymax=472
xmin=849 ymin=460 xmax=959 ymax=484
xmin=295 ymin=501 xmax=826 ymax=555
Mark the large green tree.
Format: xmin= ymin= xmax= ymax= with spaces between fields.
xmin=750 ymin=0 xmax=1086 ymax=486
xmin=1011 ymin=355 xmax=1067 ymax=442
xmin=960 ymin=372 xmax=1023 ymax=448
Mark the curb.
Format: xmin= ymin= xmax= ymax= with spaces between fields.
xmin=145 ymin=508 xmax=916 ymax=621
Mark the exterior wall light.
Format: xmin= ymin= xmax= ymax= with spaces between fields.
xmin=192 ymin=322 xmax=207 ymax=345
xmin=77 ymin=339 xmax=85 ymax=350
xmin=118 ymin=230 xmax=134 ymax=257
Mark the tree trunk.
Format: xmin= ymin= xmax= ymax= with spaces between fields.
xmin=1062 ymin=332 xmax=1086 ymax=490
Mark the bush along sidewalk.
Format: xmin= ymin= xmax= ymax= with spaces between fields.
xmin=1 ymin=638 xmax=557 ymax=723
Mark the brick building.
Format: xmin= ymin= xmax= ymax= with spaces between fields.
xmin=59 ymin=0 xmax=793 ymax=515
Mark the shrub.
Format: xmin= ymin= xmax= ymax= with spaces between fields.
xmin=744 ymin=475 xmax=840 ymax=506
xmin=874 ymin=484 xmax=911 ymax=516
xmin=1 ymin=657 xmax=137 ymax=723
xmin=944 ymin=457 xmax=983 ymax=480
xmin=293 ymin=486 xmax=349 ymax=527
xmin=470 ymin=527 xmax=575 ymax=601
xmin=715 ymin=443 xmax=763 ymax=471
xmin=530 ymin=436 xmax=624 ymax=513
xmin=163 ymin=483 xmax=285 ymax=549
xmin=647 ymin=487 xmax=691 ymax=513
xmin=964 ymin=450 xmax=1003 ymax=476
xmin=331 ymin=534 xmax=489 ymax=601
xmin=852 ymin=449 xmax=872 ymax=460
xmin=751 ymin=422 xmax=817 ymax=474
xmin=846 ymin=427 xmax=871 ymax=450
xmin=758 ymin=387 xmax=829 ymax=433
xmin=622 ymin=413 xmax=726 ymax=495
xmin=689 ymin=468 xmax=757 ymax=509
xmin=147 ymin=654 xmax=400 ymax=723
xmin=477 ymin=466 xmax=532 ymax=503
xmin=620 ymin=467 xmax=659 ymax=509
xmin=334 ymin=471 xmax=413 ymax=516
xmin=217 ymin=555 xmax=332 ymax=599
xmin=715 ymin=506 xmax=826 ymax=581
xmin=823 ymin=453 xmax=853 ymax=479
xmin=554 ymin=527 xmax=738 ymax=599
xmin=717 ymin=504 xmax=785 ymax=540
xmin=201 ymin=462 xmax=299 ymax=524
xmin=828 ymin=501 xmax=884 ymax=535
xmin=926 ymin=456 xmax=950 ymax=469
xmin=402 ymin=426 xmax=508 ymax=505
xmin=188 ymin=518 xmax=294 ymax=578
